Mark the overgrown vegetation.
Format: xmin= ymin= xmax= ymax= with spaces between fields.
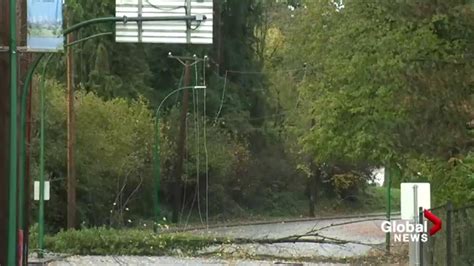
xmin=29 ymin=226 xmax=218 ymax=256
xmin=265 ymin=0 xmax=473 ymax=206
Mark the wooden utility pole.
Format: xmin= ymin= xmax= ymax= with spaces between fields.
xmin=66 ymin=30 xmax=76 ymax=229
xmin=213 ymin=0 xmax=224 ymax=74
xmin=172 ymin=61 xmax=191 ymax=223
xmin=0 ymin=0 xmax=12 ymax=263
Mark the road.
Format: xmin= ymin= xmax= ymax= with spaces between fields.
xmin=46 ymin=215 xmax=398 ymax=265
xmin=49 ymin=256 xmax=341 ymax=265
xmin=189 ymin=216 xmax=391 ymax=259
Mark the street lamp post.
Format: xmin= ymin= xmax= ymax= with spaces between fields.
xmin=7 ymin=0 xmax=18 ymax=264
xmin=153 ymin=85 xmax=206 ymax=227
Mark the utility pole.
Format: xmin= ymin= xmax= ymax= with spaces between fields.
xmin=0 ymin=0 xmax=12 ymax=264
xmin=66 ymin=15 xmax=76 ymax=229
xmin=213 ymin=0 xmax=224 ymax=74
xmin=172 ymin=60 xmax=191 ymax=223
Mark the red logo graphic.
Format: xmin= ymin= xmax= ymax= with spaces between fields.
xmin=424 ymin=209 xmax=442 ymax=236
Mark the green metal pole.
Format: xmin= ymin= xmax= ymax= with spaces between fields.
xmin=7 ymin=0 xmax=18 ymax=264
xmin=385 ymin=166 xmax=392 ymax=254
xmin=19 ymin=53 xmax=45 ymax=235
xmin=153 ymin=117 xmax=161 ymax=229
xmin=38 ymin=54 xmax=53 ymax=258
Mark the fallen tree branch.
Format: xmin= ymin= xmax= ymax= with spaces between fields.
xmin=199 ymin=234 xmax=379 ymax=247
xmin=177 ymin=215 xmax=392 ymax=249
xmin=307 ymin=217 xmax=386 ymax=234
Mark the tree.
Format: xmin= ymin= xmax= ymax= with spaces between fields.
xmin=272 ymin=0 xmax=473 ymax=201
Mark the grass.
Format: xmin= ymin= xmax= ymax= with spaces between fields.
xmin=29 ymin=226 xmax=408 ymax=264
xmin=30 ymin=227 xmax=220 ymax=256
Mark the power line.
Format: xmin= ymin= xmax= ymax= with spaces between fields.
xmin=215 ymin=110 xmax=297 ymax=123
xmin=214 ymin=70 xmax=228 ymax=122
xmin=226 ymin=65 xmax=314 ymax=75
xmin=145 ymin=0 xmax=186 ymax=12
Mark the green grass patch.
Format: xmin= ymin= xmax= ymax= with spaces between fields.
xmin=30 ymin=227 xmax=219 ymax=256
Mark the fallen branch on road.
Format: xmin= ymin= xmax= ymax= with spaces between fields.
xmin=307 ymin=217 xmax=386 ymax=234
xmin=208 ymin=234 xmax=379 ymax=247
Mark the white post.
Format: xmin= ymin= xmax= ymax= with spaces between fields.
xmin=409 ymin=185 xmax=420 ymax=266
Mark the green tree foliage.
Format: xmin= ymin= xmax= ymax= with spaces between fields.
xmin=30 ymin=79 xmax=258 ymax=228
xmin=34 ymin=0 xmax=474 ymax=231
xmin=270 ymin=0 xmax=473 ymax=202
xmin=30 ymin=80 xmax=158 ymax=227
xmin=31 ymin=0 xmax=314 ymax=230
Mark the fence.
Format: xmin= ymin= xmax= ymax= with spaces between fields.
xmin=421 ymin=202 xmax=474 ymax=266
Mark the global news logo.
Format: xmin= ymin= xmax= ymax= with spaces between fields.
xmin=381 ymin=209 xmax=442 ymax=243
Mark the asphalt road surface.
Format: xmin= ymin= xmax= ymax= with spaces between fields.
xmin=190 ymin=216 xmax=390 ymax=259
xmin=49 ymin=256 xmax=341 ymax=265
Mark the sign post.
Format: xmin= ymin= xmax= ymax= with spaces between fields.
xmin=401 ymin=182 xmax=431 ymax=266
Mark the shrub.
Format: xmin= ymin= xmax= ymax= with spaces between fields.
xmin=37 ymin=227 xmax=217 ymax=256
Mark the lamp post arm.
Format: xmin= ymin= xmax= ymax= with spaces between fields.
xmin=153 ymin=85 xmax=204 ymax=226
xmin=63 ymin=15 xmax=197 ymax=36
xmin=65 ymin=32 xmax=113 ymax=47
xmin=156 ymin=86 xmax=200 ymax=116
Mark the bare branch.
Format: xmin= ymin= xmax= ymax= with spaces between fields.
xmin=307 ymin=217 xmax=386 ymax=234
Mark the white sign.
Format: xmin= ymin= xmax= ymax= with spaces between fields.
xmin=34 ymin=181 xmax=50 ymax=201
xmin=115 ymin=0 xmax=213 ymax=44
xmin=400 ymin=182 xmax=430 ymax=220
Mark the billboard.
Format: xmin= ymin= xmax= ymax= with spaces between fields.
xmin=27 ymin=0 xmax=64 ymax=51
xmin=115 ymin=0 xmax=213 ymax=44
